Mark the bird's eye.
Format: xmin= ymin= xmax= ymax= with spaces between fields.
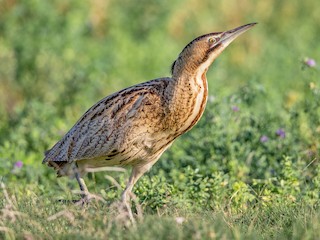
xmin=208 ymin=37 xmax=216 ymax=44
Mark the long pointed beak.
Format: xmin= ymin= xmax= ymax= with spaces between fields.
xmin=219 ymin=22 xmax=257 ymax=46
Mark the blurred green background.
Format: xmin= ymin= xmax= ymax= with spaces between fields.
xmin=0 ymin=0 xmax=320 ymax=207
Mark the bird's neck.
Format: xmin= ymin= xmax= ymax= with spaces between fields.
xmin=167 ymin=67 xmax=209 ymax=134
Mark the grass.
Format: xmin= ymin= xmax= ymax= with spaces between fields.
xmin=1 ymin=182 xmax=320 ymax=239
xmin=1 ymin=0 xmax=320 ymax=239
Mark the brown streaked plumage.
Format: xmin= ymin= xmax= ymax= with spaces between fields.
xmin=43 ymin=23 xmax=256 ymax=207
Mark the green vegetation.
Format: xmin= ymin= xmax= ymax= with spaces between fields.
xmin=1 ymin=0 xmax=320 ymax=239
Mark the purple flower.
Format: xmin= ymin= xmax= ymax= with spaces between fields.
xmin=260 ymin=135 xmax=269 ymax=143
xmin=276 ymin=128 xmax=286 ymax=138
xmin=304 ymin=58 xmax=316 ymax=67
xmin=231 ymin=106 xmax=239 ymax=112
xmin=14 ymin=161 xmax=23 ymax=168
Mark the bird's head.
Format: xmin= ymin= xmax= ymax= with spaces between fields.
xmin=171 ymin=23 xmax=257 ymax=77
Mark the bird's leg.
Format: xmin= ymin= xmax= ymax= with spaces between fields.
xmin=75 ymin=174 xmax=89 ymax=199
xmin=120 ymin=164 xmax=152 ymax=221
xmin=121 ymin=165 xmax=148 ymax=203
xmin=73 ymin=163 xmax=90 ymax=204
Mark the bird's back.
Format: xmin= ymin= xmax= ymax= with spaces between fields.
xmin=43 ymin=77 xmax=177 ymax=171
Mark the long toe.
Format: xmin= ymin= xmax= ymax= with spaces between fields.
xmin=74 ymin=195 xmax=92 ymax=206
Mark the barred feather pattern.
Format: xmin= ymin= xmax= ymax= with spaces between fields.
xmin=43 ymin=73 xmax=208 ymax=176
xmin=43 ymin=23 xmax=255 ymax=179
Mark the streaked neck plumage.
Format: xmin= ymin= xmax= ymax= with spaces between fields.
xmin=166 ymin=51 xmax=211 ymax=134
xmin=164 ymin=22 xmax=257 ymax=135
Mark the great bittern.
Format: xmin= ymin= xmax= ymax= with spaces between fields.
xmin=43 ymin=23 xmax=256 ymax=206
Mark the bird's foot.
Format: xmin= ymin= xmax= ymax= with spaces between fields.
xmin=109 ymin=200 xmax=136 ymax=225
xmin=57 ymin=194 xmax=92 ymax=206
xmin=57 ymin=199 xmax=75 ymax=204
xmin=121 ymin=200 xmax=135 ymax=223
xmin=73 ymin=195 xmax=92 ymax=206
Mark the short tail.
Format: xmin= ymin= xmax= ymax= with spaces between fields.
xmin=43 ymin=149 xmax=69 ymax=177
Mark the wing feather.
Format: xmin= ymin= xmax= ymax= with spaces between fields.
xmin=42 ymin=78 xmax=172 ymax=164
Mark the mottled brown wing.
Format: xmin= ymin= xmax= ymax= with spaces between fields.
xmin=42 ymin=77 xmax=172 ymax=164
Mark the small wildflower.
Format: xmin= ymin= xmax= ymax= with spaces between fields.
xmin=260 ymin=135 xmax=269 ymax=143
xmin=12 ymin=161 xmax=23 ymax=174
xmin=14 ymin=161 xmax=23 ymax=168
xmin=231 ymin=106 xmax=239 ymax=112
xmin=175 ymin=217 xmax=185 ymax=224
xmin=276 ymin=128 xmax=286 ymax=138
xmin=310 ymin=82 xmax=316 ymax=90
xmin=304 ymin=58 xmax=316 ymax=68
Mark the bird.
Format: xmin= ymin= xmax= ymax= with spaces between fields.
xmin=43 ymin=22 xmax=256 ymax=207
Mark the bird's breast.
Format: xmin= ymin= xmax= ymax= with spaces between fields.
xmin=170 ymin=71 xmax=208 ymax=136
